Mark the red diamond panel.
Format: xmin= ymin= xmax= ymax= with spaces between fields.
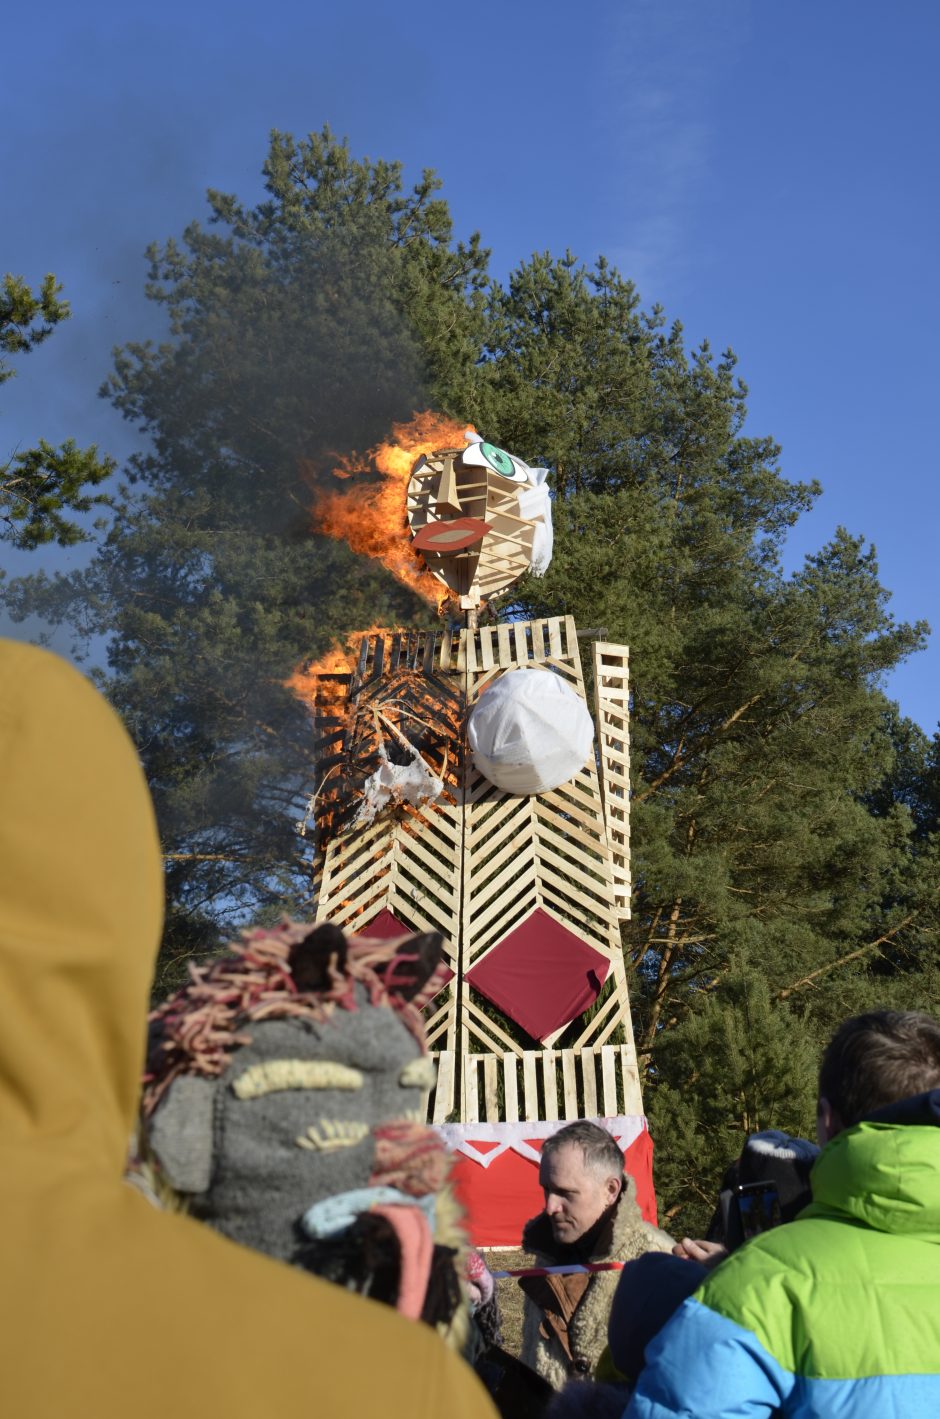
xmin=466 ymin=907 xmax=609 ymax=1042
xmin=359 ymin=908 xmax=453 ymax=995
xmin=358 ymin=908 xmax=411 ymax=940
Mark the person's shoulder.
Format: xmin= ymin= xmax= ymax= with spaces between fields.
xmin=693 ymin=1219 xmax=835 ymax=1373
xmin=640 ymin=1222 xmax=675 ymax=1253
xmin=701 ymin=1217 xmax=820 ymax=1296
xmin=608 ymin=1193 xmax=674 ymax=1260
xmin=7 ymin=1190 xmax=497 ymax=1419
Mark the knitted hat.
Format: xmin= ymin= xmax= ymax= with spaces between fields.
xmin=706 ymin=1129 xmax=820 ymax=1246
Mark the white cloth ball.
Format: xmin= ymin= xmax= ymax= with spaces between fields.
xmin=467 ymin=668 xmax=594 ymax=795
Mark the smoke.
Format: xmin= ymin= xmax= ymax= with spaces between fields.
xmin=3 ymin=134 xmax=463 ymax=953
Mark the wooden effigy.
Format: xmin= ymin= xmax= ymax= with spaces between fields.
xmin=304 ymin=434 xmax=649 ymax=1242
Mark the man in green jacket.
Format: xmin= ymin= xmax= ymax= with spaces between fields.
xmin=624 ymin=1009 xmax=940 ymax=1418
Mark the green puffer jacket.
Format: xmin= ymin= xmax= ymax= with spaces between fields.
xmin=625 ymin=1095 xmax=940 ymax=1417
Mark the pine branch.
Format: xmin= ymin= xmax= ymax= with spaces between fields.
xmin=776 ymin=915 xmax=917 ymax=1000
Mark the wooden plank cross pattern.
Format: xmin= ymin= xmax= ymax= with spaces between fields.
xmin=311 ymin=616 xmax=641 ymax=1125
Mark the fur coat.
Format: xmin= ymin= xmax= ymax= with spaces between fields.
xmin=519 ymin=1179 xmax=673 ymax=1390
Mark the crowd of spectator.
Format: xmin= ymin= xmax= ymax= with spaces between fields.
xmin=4 ymin=639 xmax=939 ymax=1419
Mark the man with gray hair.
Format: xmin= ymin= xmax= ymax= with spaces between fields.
xmin=519 ymin=1121 xmax=672 ymax=1388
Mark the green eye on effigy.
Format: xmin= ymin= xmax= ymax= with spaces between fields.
xmin=480 ymin=442 xmax=517 ymax=478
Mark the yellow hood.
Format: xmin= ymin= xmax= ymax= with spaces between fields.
xmin=0 ymin=640 xmax=162 ymax=1171
xmin=0 ymin=641 xmax=495 ymax=1419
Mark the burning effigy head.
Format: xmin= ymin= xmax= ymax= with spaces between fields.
xmin=407 ymin=431 xmax=553 ymax=608
xmin=142 ymin=920 xmax=468 ymax=1338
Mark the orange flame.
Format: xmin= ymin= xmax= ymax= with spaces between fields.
xmin=287 ymin=626 xmax=388 ymax=710
xmin=304 ymin=411 xmax=473 ymax=608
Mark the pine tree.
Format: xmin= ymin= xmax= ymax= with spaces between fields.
xmin=470 ymin=251 xmax=934 ymax=1043
xmin=2 ymin=130 xmax=489 ymax=980
xmin=4 ymin=123 xmax=936 ymax=1195
xmin=1 ymin=274 xmax=114 ymax=549
xmin=646 ymin=964 xmax=820 ymax=1235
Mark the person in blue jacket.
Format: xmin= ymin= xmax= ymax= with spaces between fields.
xmin=623 ymin=1009 xmax=940 ymax=1419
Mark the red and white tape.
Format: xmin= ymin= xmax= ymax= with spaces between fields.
xmin=489 ymin=1260 xmax=626 ymax=1279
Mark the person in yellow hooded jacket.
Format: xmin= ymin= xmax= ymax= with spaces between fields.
xmin=0 ymin=639 xmax=497 ymax=1419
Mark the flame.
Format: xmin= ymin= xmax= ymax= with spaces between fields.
xmin=305 ymin=411 xmax=473 ymax=608
xmin=287 ymin=626 xmax=388 ymax=710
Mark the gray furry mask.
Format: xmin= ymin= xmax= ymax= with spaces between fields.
xmin=143 ymin=921 xmax=444 ymax=1264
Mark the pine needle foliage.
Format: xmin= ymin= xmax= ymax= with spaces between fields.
xmin=1 ymin=274 xmax=114 ymax=548
xmin=3 ymin=132 xmax=937 ymax=1211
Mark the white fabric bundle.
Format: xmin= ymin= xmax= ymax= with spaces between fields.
xmin=353 ymin=756 xmax=444 ymax=827
xmin=516 ymin=474 xmax=553 ymax=574
xmin=467 ymin=668 xmax=594 ymax=795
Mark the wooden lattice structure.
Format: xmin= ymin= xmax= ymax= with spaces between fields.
xmin=310 ymin=615 xmax=640 ymax=1123
xmin=406 ymin=447 xmax=538 ymax=606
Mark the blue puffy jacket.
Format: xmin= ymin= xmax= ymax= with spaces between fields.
xmin=624 ymin=1091 xmax=940 ymax=1417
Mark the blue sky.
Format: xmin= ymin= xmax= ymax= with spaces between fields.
xmin=3 ymin=0 xmax=937 ymax=730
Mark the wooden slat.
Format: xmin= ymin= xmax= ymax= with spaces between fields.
xmin=425 ymin=1020 xmax=448 ymax=1050
xmin=581 ymin=1048 xmax=598 ymax=1116
xmin=620 ymin=1045 xmax=643 ymax=1116
xmin=569 ymin=991 xmax=628 ymax=1051
xmin=468 ymin=907 xmax=534 ymax=963
xmin=537 ymin=878 xmax=617 ymax=939
xmin=534 ymin=815 xmax=618 ymax=881
xmin=464 ymin=789 xmax=532 ymax=840
xmin=464 ymin=1056 xmax=480 ymax=1122
xmin=538 ymin=784 xmax=615 ymax=836
xmin=483 ymin=1054 xmax=500 ymax=1122
xmin=593 ymin=641 xmax=632 ymax=920
xmin=562 ymin=1050 xmax=579 ymax=1119
xmin=548 ymin=618 xmax=563 ymax=659
xmin=410 ymin=802 xmax=463 ymax=848
xmin=464 ymin=997 xmax=525 ymax=1056
xmin=587 ymin=993 xmax=633 ymax=1051
xmin=320 ymin=811 xmax=389 ymax=869
xmin=541 ymin=1050 xmax=558 ymax=1121
xmin=522 ymin=1051 xmax=540 ymax=1121
xmin=389 ymin=882 xmax=455 ymax=940
xmin=464 ymin=802 xmax=534 ymax=867
xmin=355 ymin=635 xmax=370 ymax=682
xmin=471 ymin=823 xmax=539 ymax=888
xmin=422 ymin=632 xmax=436 ymax=673
xmin=432 ymin=1050 xmax=455 ymax=1124
xmin=391 ymin=826 xmax=457 ymax=884
xmin=537 ymin=882 xmax=620 ymax=949
xmin=463 ymin=855 xmax=538 ymax=936
xmin=601 ymin=1046 xmax=619 ymax=1114
xmin=319 ymin=834 xmax=391 ymax=894
xmin=479 ymin=628 xmax=495 ymax=671
xmin=503 ymin=1052 xmax=519 ymax=1122
xmin=562 ymin=616 xmax=576 ymax=658
xmin=463 ymin=873 xmax=538 ymax=945
xmin=422 ymin=999 xmax=451 ymax=1034
xmin=513 ymin=620 xmax=529 ymax=663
